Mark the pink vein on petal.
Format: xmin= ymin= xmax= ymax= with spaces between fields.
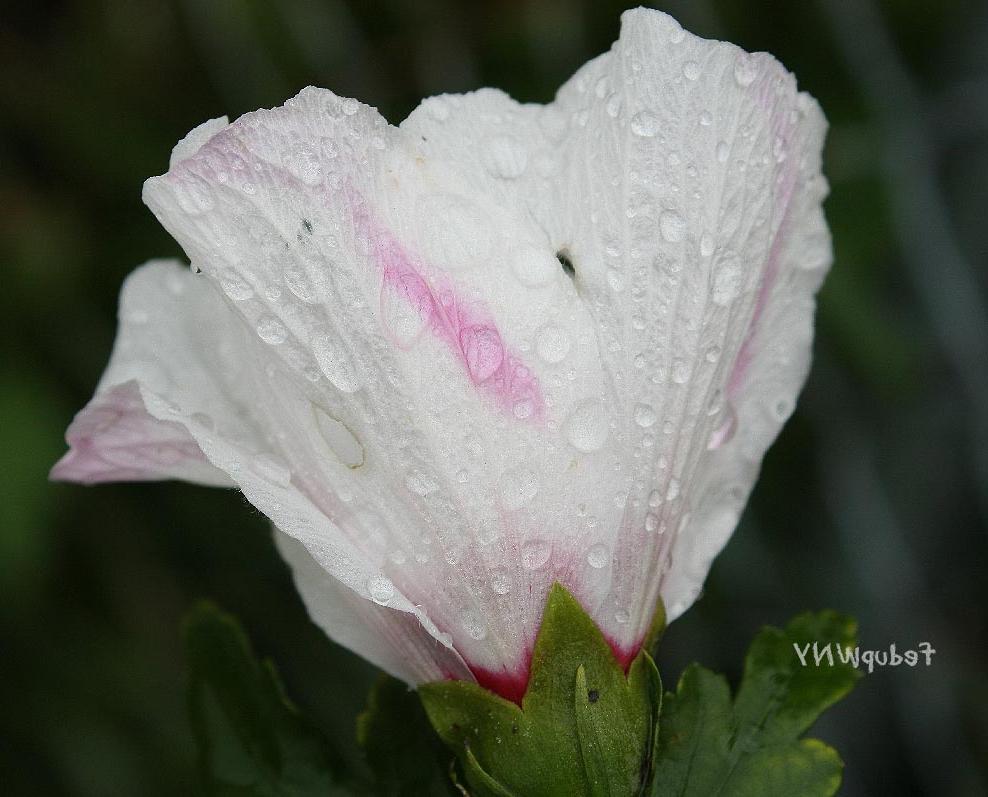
xmin=347 ymin=188 xmax=546 ymax=423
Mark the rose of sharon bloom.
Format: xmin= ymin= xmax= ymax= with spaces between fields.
xmin=53 ymin=9 xmax=831 ymax=703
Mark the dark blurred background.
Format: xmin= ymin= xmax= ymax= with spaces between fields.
xmin=1 ymin=0 xmax=986 ymax=794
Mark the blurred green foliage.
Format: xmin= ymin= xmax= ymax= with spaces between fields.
xmin=1 ymin=1 xmax=986 ymax=795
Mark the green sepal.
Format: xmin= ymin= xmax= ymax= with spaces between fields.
xmin=419 ymin=583 xmax=661 ymax=797
xmin=650 ymin=611 xmax=860 ymax=797
xmin=183 ymin=601 xmax=351 ymax=796
xmin=356 ymin=674 xmax=459 ymax=796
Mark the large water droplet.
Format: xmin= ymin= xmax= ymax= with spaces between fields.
xmin=219 ymin=271 xmax=254 ymax=301
xmin=498 ymin=467 xmax=539 ymax=511
xmin=564 ymin=399 xmax=609 ymax=453
xmin=522 ymin=539 xmax=551 ymax=570
xmin=659 ymin=210 xmax=687 ymax=242
xmin=256 ymin=316 xmax=287 ymax=345
xmin=631 ymin=111 xmax=659 ymax=137
xmin=314 ymin=406 xmax=364 ymax=467
xmin=313 ymin=335 xmax=362 ymax=392
xmin=367 ymin=576 xmax=394 ymax=605
xmin=460 ymin=325 xmax=504 ymax=383
xmin=682 ymin=60 xmax=701 ymax=80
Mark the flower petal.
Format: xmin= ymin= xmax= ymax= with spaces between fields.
xmin=55 ymin=259 xmax=470 ymax=685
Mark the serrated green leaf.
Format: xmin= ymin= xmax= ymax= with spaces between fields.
xmin=419 ymin=583 xmax=661 ymax=797
xmin=651 ymin=611 xmax=859 ymax=797
xmin=356 ymin=674 xmax=458 ymax=796
xmin=184 ymin=602 xmax=351 ymax=796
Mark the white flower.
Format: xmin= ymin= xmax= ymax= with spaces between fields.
xmin=53 ymin=9 xmax=831 ymax=702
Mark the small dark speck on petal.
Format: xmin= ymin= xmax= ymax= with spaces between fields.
xmin=302 ymin=218 xmax=313 ymax=234
xmin=587 ymin=689 xmax=599 ymax=703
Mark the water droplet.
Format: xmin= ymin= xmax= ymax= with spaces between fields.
xmin=615 ymin=609 xmax=630 ymax=624
xmin=536 ymin=324 xmax=571 ymax=364
xmin=605 ymin=93 xmax=622 ymax=118
xmin=484 ymin=135 xmax=528 ymax=179
xmin=631 ymin=111 xmax=659 ymax=137
xmin=671 ymin=359 xmax=690 ymax=384
xmin=463 ymin=612 xmax=488 ymax=640
xmin=341 ymin=97 xmax=359 ymax=116
xmin=381 ymin=273 xmax=431 ymax=347
xmin=511 ymin=245 xmax=558 ymax=287
xmin=522 ymin=539 xmax=551 ymax=570
xmin=491 ymin=570 xmax=511 ymax=595
xmin=513 ymin=399 xmax=535 ymax=420
xmin=645 ymin=512 xmax=660 ymax=532
xmin=368 ymin=576 xmax=394 ymax=605
xmin=699 ymin=110 xmax=712 ymax=126
xmin=648 ymin=489 xmax=661 ymax=508
xmin=705 ymin=345 xmax=721 ymax=363
xmin=660 ymin=210 xmax=687 ymax=242
xmin=712 ymin=251 xmax=743 ymax=305
xmin=564 ymin=399 xmax=609 ymax=453
xmin=498 ymin=467 xmax=539 ymax=510
xmin=460 ymin=325 xmax=504 ymax=383
xmin=700 ymin=233 xmax=715 ymax=257
xmin=716 ymin=140 xmax=729 ymax=163
xmin=219 ymin=271 xmax=253 ymax=301
xmin=256 ymin=316 xmax=287 ymax=345
xmin=666 ymin=479 xmax=681 ymax=501
xmin=734 ymin=53 xmax=758 ymax=87
xmin=682 ymin=60 xmax=701 ymax=80
xmin=313 ymin=335 xmax=361 ymax=392
xmin=406 ymin=469 xmax=438 ymax=496
xmin=587 ymin=544 xmax=610 ymax=569
xmin=314 ymin=406 xmax=364 ymax=467
xmin=634 ymin=402 xmax=657 ymax=428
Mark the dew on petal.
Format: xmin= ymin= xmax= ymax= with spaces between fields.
xmin=256 ymin=315 xmax=287 ymax=345
xmin=498 ymin=466 xmax=539 ymax=510
xmin=564 ymin=399 xmax=609 ymax=453
xmin=490 ymin=570 xmax=511 ymax=595
xmin=313 ymin=335 xmax=362 ymax=392
xmin=734 ymin=53 xmax=759 ymax=87
xmin=659 ymin=210 xmax=687 ymax=242
xmin=712 ymin=251 xmax=743 ymax=305
xmin=536 ymin=324 xmax=571 ymax=364
xmin=631 ymin=110 xmax=659 ymax=137
xmin=459 ymin=325 xmax=504 ymax=384
xmin=219 ymin=271 xmax=254 ymax=301
xmin=367 ymin=576 xmax=395 ymax=605
xmin=587 ymin=544 xmax=610 ymax=569
xmin=521 ymin=539 xmax=551 ymax=570
xmin=682 ymin=60 xmax=701 ymax=80
xmin=634 ymin=402 xmax=657 ymax=428
xmin=314 ymin=406 xmax=364 ymax=467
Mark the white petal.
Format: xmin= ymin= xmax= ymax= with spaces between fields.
xmin=77 ymin=7 xmax=831 ymax=693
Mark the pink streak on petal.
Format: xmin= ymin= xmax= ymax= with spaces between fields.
xmin=727 ymin=77 xmax=801 ymax=400
xmin=50 ymin=381 xmax=209 ymax=484
xmin=347 ymin=189 xmax=546 ymax=422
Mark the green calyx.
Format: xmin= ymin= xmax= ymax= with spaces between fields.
xmin=419 ymin=584 xmax=662 ymax=797
xmin=182 ymin=592 xmax=859 ymax=797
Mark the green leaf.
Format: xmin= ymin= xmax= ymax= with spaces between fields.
xmin=356 ymin=674 xmax=458 ymax=796
xmin=419 ymin=583 xmax=661 ymax=797
xmin=651 ymin=611 xmax=860 ymax=797
xmin=184 ymin=601 xmax=351 ymax=796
